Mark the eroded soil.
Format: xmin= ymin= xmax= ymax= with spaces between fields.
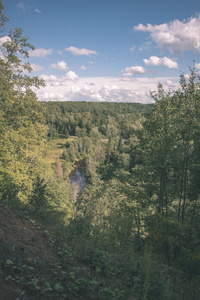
xmin=0 ymin=204 xmax=81 ymax=300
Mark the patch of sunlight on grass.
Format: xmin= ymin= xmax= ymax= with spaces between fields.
xmin=37 ymin=137 xmax=76 ymax=178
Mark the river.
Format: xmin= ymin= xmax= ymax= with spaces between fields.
xmin=68 ymin=159 xmax=86 ymax=192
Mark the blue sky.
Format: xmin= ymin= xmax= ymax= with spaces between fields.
xmin=2 ymin=0 xmax=200 ymax=103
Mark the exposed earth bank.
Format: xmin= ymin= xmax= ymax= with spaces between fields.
xmin=0 ymin=204 xmax=90 ymax=300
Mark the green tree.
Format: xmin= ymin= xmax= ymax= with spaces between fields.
xmin=173 ymin=69 xmax=200 ymax=223
xmin=140 ymin=68 xmax=200 ymax=273
xmin=140 ymin=70 xmax=200 ymax=222
xmin=0 ymin=1 xmax=47 ymax=205
xmin=30 ymin=176 xmax=48 ymax=211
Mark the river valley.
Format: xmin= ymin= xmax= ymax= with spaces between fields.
xmin=68 ymin=159 xmax=86 ymax=192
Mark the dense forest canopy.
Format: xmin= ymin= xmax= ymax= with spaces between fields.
xmin=45 ymin=101 xmax=152 ymax=138
xmin=0 ymin=1 xmax=200 ymax=299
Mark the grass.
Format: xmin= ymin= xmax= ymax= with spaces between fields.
xmin=37 ymin=137 xmax=76 ymax=179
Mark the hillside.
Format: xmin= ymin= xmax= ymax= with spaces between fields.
xmin=0 ymin=204 xmax=95 ymax=300
xmin=0 ymin=204 xmax=59 ymax=299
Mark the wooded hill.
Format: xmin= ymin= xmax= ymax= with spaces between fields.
xmin=45 ymin=101 xmax=152 ymax=139
xmin=0 ymin=1 xmax=200 ymax=299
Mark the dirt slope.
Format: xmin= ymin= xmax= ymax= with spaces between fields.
xmin=0 ymin=204 xmax=73 ymax=300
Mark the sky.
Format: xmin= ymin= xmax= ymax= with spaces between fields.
xmin=2 ymin=0 xmax=200 ymax=103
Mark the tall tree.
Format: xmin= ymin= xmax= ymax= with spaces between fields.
xmin=140 ymin=68 xmax=200 ymax=269
xmin=140 ymin=83 xmax=174 ymax=217
xmin=140 ymin=69 xmax=200 ymax=222
xmin=0 ymin=1 xmax=47 ymax=205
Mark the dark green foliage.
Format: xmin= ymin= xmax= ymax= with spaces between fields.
xmin=29 ymin=176 xmax=48 ymax=211
xmin=90 ymin=249 xmax=109 ymax=275
xmin=0 ymin=174 xmax=21 ymax=208
xmin=45 ymin=101 xmax=151 ymax=138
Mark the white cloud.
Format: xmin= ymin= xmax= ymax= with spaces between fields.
xmin=88 ymin=61 xmax=94 ymax=64
xmin=166 ymin=80 xmax=173 ymax=86
xmin=130 ymin=45 xmax=136 ymax=52
xmin=184 ymin=74 xmax=190 ymax=80
xmin=165 ymin=79 xmax=179 ymax=89
xmin=0 ymin=36 xmax=11 ymax=58
xmin=29 ymin=48 xmax=53 ymax=58
xmin=195 ymin=63 xmax=200 ymax=69
xmin=80 ymin=65 xmax=86 ymax=70
xmin=63 ymin=71 xmax=79 ymax=82
xmin=65 ymin=46 xmax=98 ymax=56
xmin=57 ymin=50 xmax=63 ymax=56
xmin=35 ymin=76 xmax=180 ymax=103
xmin=139 ymin=42 xmax=152 ymax=51
xmin=40 ymin=74 xmax=59 ymax=84
xmin=120 ymin=78 xmax=138 ymax=82
xmin=35 ymin=8 xmax=41 ymax=13
xmin=143 ymin=56 xmax=178 ymax=68
xmin=134 ymin=14 xmax=200 ymax=55
xmin=0 ymin=35 xmax=10 ymax=50
xmin=36 ymin=80 xmax=151 ymax=103
xmin=0 ymin=36 xmax=10 ymax=44
xmin=40 ymin=70 xmax=79 ymax=87
xmin=17 ymin=2 xmax=25 ymax=11
xmin=31 ymin=63 xmax=43 ymax=72
xmin=122 ymin=65 xmax=148 ymax=76
xmin=51 ymin=60 xmax=69 ymax=71
xmin=86 ymin=82 xmax=96 ymax=86
xmin=42 ymin=92 xmax=64 ymax=100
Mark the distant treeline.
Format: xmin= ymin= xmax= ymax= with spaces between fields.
xmin=45 ymin=101 xmax=153 ymax=138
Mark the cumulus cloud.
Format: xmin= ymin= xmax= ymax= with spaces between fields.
xmin=37 ymin=83 xmax=152 ymax=103
xmin=184 ymin=74 xmax=190 ymax=80
xmin=41 ymin=92 xmax=65 ymax=101
xmin=0 ymin=35 xmax=10 ymax=49
xmin=134 ymin=15 xmax=200 ymax=55
xmin=51 ymin=60 xmax=69 ymax=71
xmin=35 ymin=73 xmax=181 ymax=103
xmin=40 ymin=70 xmax=79 ymax=86
xmin=165 ymin=79 xmax=179 ymax=89
xmin=0 ymin=36 xmax=11 ymax=58
xmin=35 ymin=76 xmax=173 ymax=103
xmin=80 ymin=65 xmax=86 ymax=70
xmin=143 ymin=56 xmax=178 ymax=68
xmin=86 ymin=82 xmax=96 ymax=86
xmin=0 ymin=36 xmax=10 ymax=44
xmin=65 ymin=46 xmax=98 ymax=56
xmin=120 ymin=78 xmax=138 ymax=82
xmin=63 ymin=71 xmax=79 ymax=82
xmin=40 ymin=74 xmax=59 ymax=83
xmin=29 ymin=48 xmax=53 ymax=58
xmin=122 ymin=65 xmax=148 ymax=77
xmin=31 ymin=64 xmax=43 ymax=72
xmin=195 ymin=63 xmax=200 ymax=69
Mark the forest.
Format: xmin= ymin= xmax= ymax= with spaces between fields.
xmin=0 ymin=1 xmax=200 ymax=299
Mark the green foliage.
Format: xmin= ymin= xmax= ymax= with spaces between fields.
xmin=139 ymin=68 xmax=200 ymax=223
xmin=45 ymin=101 xmax=150 ymax=138
xmin=0 ymin=2 xmax=47 ymax=206
xmin=90 ymin=249 xmax=109 ymax=275
xmin=1 ymin=8 xmax=200 ymax=297
xmin=62 ymin=67 xmax=200 ymax=299
xmin=29 ymin=176 xmax=48 ymax=211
